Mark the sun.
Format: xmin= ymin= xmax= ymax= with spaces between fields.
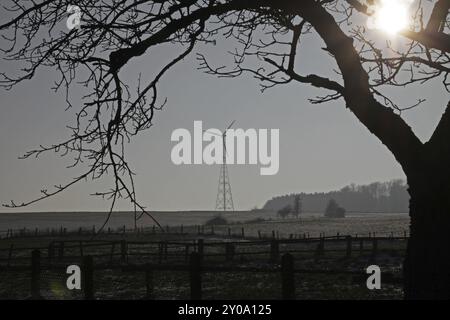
xmin=369 ymin=0 xmax=413 ymax=35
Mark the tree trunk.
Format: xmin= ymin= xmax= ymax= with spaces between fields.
xmin=403 ymin=173 xmax=450 ymax=299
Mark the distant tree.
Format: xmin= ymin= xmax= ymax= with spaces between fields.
xmin=205 ymin=215 xmax=228 ymax=226
xmin=388 ymin=179 xmax=409 ymax=213
xmin=324 ymin=199 xmax=345 ymax=218
xmin=277 ymin=205 xmax=291 ymax=219
xmin=264 ymin=180 xmax=409 ymax=213
xmin=293 ymin=195 xmax=302 ymax=219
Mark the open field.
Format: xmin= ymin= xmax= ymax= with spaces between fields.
xmin=0 ymin=214 xmax=408 ymax=300
xmin=213 ymin=214 xmax=410 ymax=239
xmin=0 ymin=212 xmax=410 ymax=239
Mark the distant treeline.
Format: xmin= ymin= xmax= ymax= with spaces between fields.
xmin=263 ymin=179 xmax=409 ymax=213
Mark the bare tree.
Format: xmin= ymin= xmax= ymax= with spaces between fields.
xmin=0 ymin=0 xmax=449 ymax=299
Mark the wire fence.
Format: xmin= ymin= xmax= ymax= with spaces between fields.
xmin=0 ymin=235 xmax=407 ymax=299
xmin=0 ymin=224 xmax=410 ymax=241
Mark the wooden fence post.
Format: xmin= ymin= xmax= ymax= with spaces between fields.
xmin=110 ymin=242 xmax=115 ymax=263
xmin=145 ymin=269 xmax=153 ymax=299
xmin=58 ymin=241 xmax=65 ymax=260
xmin=315 ymin=238 xmax=325 ymax=257
xmin=281 ymin=253 xmax=295 ymax=300
xmin=185 ymin=244 xmax=190 ymax=262
xmin=197 ymin=239 xmax=204 ymax=259
xmin=79 ymin=241 xmax=84 ymax=257
xmin=270 ymin=239 xmax=279 ymax=262
xmin=225 ymin=243 xmax=235 ymax=261
xmin=120 ymin=240 xmax=127 ymax=263
xmin=346 ymin=236 xmax=352 ymax=258
xmin=82 ymin=255 xmax=94 ymax=300
xmin=7 ymin=244 xmax=13 ymax=266
xmin=189 ymin=252 xmax=202 ymax=300
xmin=158 ymin=242 xmax=163 ymax=263
xmin=164 ymin=241 xmax=168 ymax=260
xmin=48 ymin=243 xmax=54 ymax=264
xmin=371 ymin=238 xmax=378 ymax=261
xmin=359 ymin=239 xmax=364 ymax=255
xmin=31 ymin=249 xmax=41 ymax=299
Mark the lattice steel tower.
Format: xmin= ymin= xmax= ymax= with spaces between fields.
xmin=215 ymin=121 xmax=235 ymax=211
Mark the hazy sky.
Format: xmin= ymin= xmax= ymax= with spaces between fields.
xmin=0 ymin=2 xmax=447 ymax=212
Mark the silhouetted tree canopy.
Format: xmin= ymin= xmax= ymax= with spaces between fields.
xmin=264 ymin=179 xmax=409 ymax=213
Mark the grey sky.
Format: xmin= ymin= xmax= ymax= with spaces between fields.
xmin=0 ymin=3 xmax=447 ymax=212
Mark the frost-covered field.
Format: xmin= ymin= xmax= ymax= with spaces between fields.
xmin=0 ymin=211 xmax=409 ymax=239
xmin=213 ymin=213 xmax=410 ymax=238
xmin=0 ymin=213 xmax=409 ymax=300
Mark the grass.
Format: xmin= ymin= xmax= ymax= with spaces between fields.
xmin=0 ymin=215 xmax=408 ymax=300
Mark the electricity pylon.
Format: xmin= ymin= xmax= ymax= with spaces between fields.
xmin=207 ymin=121 xmax=235 ymax=212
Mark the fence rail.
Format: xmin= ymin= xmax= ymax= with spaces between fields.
xmin=0 ymin=235 xmax=408 ymax=265
xmin=19 ymin=250 xmax=403 ymax=300
xmin=0 ymin=224 xmax=410 ymax=241
xmin=0 ymin=235 xmax=407 ymax=299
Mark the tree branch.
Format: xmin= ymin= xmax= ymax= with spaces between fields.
xmin=345 ymin=0 xmax=450 ymax=53
xmin=109 ymin=0 xmax=270 ymax=72
xmin=278 ymin=0 xmax=424 ymax=175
